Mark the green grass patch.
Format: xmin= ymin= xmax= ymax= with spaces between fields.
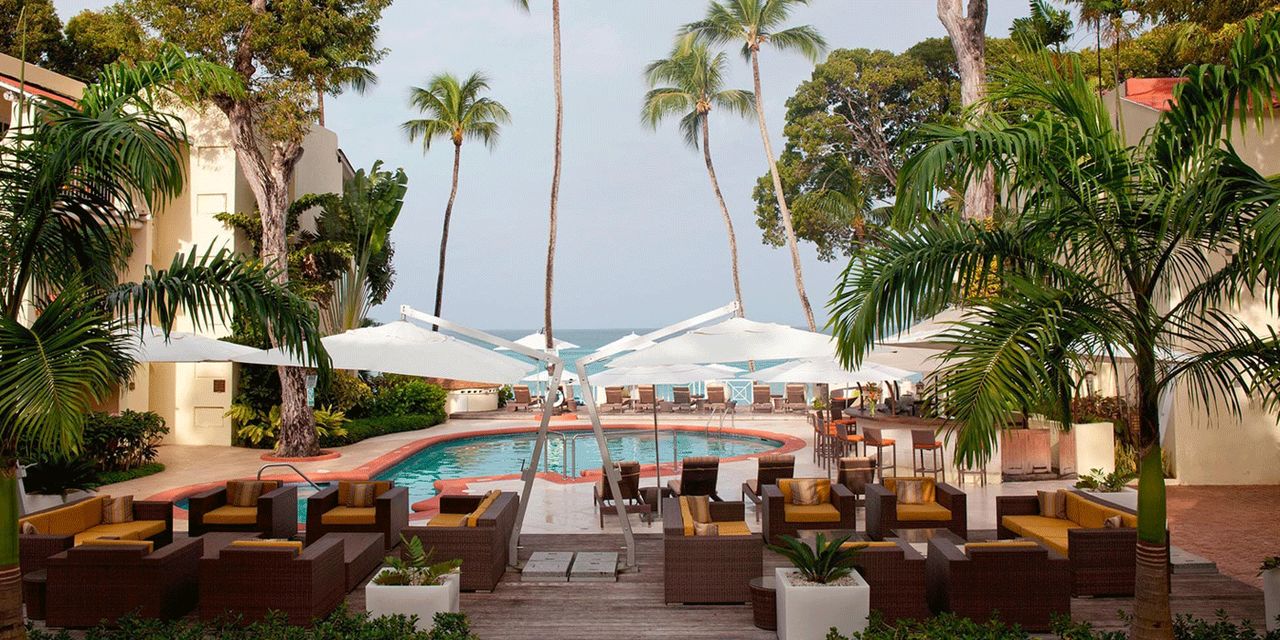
xmin=91 ymin=462 xmax=165 ymax=488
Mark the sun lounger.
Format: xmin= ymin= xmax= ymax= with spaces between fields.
xmin=671 ymin=386 xmax=697 ymax=412
xmin=740 ymin=454 xmax=795 ymax=521
xmin=667 ymin=456 xmax=720 ymax=500
xmin=751 ymin=385 xmax=773 ymax=413
xmin=784 ymin=383 xmax=808 ymax=412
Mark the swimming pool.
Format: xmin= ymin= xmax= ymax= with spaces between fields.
xmin=176 ymin=428 xmax=783 ymax=521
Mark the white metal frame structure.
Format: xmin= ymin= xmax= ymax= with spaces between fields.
xmin=397 ymin=305 xmax=638 ymax=569
xmin=572 ymin=302 xmax=741 ymax=567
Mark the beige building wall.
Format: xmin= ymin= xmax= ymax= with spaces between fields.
xmin=1108 ymin=90 xmax=1280 ymax=484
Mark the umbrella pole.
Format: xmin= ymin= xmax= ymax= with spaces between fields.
xmin=653 ymin=400 xmax=661 ymax=515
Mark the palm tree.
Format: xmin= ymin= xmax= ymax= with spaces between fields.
xmin=315 ymin=61 xmax=377 ymax=127
xmin=512 ymin=0 xmax=561 ymax=350
xmin=828 ymin=24 xmax=1280 ymax=640
xmin=682 ymin=0 xmax=826 ymax=330
xmin=403 ymin=72 xmax=510 ymax=323
xmin=0 ymin=48 xmax=327 ymax=640
xmin=642 ymin=37 xmax=754 ymax=317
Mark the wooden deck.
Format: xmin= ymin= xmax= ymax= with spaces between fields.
xmin=345 ymin=533 xmax=1267 ymax=640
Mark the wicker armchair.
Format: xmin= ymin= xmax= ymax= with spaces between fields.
xmin=662 ymin=498 xmax=761 ymax=604
xmin=925 ymin=538 xmax=1070 ymax=632
xmin=44 ymin=537 xmax=202 ymax=628
xmin=849 ymin=539 xmax=929 ymax=622
xmin=19 ymin=495 xmax=173 ymax=576
xmin=761 ymin=478 xmax=856 ymax=545
xmin=401 ymin=491 xmax=519 ymax=592
xmin=187 ymin=481 xmax=297 ymax=539
xmin=865 ymin=477 xmax=967 ymax=540
xmin=199 ymin=536 xmax=345 ymax=625
xmin=305 ymin=480 xmax=408 ymax=549
xmin=996 ymin=492 xmax=1168 ymax=597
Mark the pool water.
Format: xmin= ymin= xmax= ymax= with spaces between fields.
xmin=178 ymin=429 xmax=781 ymax=522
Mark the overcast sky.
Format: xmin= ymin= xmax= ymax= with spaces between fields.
xmin=55 ymin=0 xmax=1039 ymax=329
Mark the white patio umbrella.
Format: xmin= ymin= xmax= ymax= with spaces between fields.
xmin=751 ymin=357 xmax=921 ymax=386
xmin=879 ymin=307 xmax=970 ymax=348
xmin=594 ymin=331 xmax=658 ymax=355
xmin=609 ymin=317 xmax=834 ymax=367
xmin=234 ymin=321 xmax=535 ymax=383
xmin=494 ymin=330 xmax=579 ymax=352
xmin=125 ymin=325 xmax=262 ymax=363
xmin=522 ymin=369 xmax=581 ymax=384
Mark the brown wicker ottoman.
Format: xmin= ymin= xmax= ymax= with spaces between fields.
xmin=199 ymin=532 xmax=263 ymax=559
xmin=318 ymin=532 xmax=385 ymax=591
xmin=22 ymin=570 xmax=46 ymax=620
xmin=749 ymin=577 xmax=776 ymax=630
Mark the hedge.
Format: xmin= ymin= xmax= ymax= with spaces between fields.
xmin=27 ymin=607 xmax=478 ymax=640
xmin=824 ymin=612 xmax=1279 ymax=640
xmin=319 ymin=413 xmax=446 ymax=448
xmin=92 ymin=463 xmax=166 ymax=488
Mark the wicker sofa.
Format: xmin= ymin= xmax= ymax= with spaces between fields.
xmin=44 ymin=537 xmax=202 ymax=628
xmin=19 ymin=495 xmax=172 ymax=576
xmin=865 ymin=477 xmax=967 ymax=540
xmin=761 ymin=478 xmax=856 ymax=545
xmin=662 ymin=497 xmax=761 ymax=604
xmin=848 ymin=539 xmax=930 ymax=622
xmin=200 ymin=537 xmax=345 ymax=625
xmin=187 ymin=480 xmax=297 ymax=539
xmin=925 ymin=538 xmax=1070 ymax=632
xmin=305 ymin=480 xmax=409 ymax=549
xmin=401 ymin=491 xmax=519 ymax=592
xmin=997 ymin=490 xmax=1162 ymax=597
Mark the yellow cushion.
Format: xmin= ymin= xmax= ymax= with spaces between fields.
xmin=467 ymin=491 xmax=501 ymax=527
xmin=778 ymin=478 xmax=831 ymax=505
xmin=427 ymin=513 xmax=468 ymax=528
xmin=685 ymin=495 xmax=712 ymax=523
xmin=320 ymin=506 xmax=376 ymax=525
xmin=895 ymin=502 xmax=952 ymax=521
xmin=679 ymin=497 xmax=695 ymax=536
xmin=883 ymin=477 xmax=935 ymax=503
xmin=716 ymin=521 xmax=753 ymax=537
xmin=74 ymin=520 xmax=166 ymax=545
xmin=79 ymin=539 xmax=154 ymax=554
xmin=229 ymin=539 xmax=304 ymax=555
xmin=1039 ymin=535 xmax=1069 ymax=557
xmin=1002 ymin=515 xmax=1077 ymax=556
xmin=965 ymin=541 xmax=1041 ymax=552
xmin=338 ymin=481 xmax=391 ymax=507
xmin=203 ymin=505 xmax=259 ymax=525
xmin=22 ymin=498 xmax=107 ymax=537
xmin=842 ymin=541 xmax=900 ymax=550
xmin=783 ymin=503 xmax=842 ymax=523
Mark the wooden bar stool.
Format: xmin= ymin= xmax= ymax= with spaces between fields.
xmin=861 ymin=426 xmax=896 ymax=481
xmin=831 ymin=419 xmax=861 ymax=458
xmin=911 ymin=428 xmax=945 ymax=482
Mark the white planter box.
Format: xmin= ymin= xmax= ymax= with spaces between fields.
xmin=364 ymin=569 xmax=460 ymax=631
xmin=1264 ymin=567 xmax=1280 ymax=632
xmin=775 ymin=567 xmax=870 ymax=640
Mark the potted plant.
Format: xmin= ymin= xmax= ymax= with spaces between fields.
xmin=365 ymin=535 xmax=462 ymax=631
xmin=768 ymin=533 xmax=871 ymax=640
xmin=1261 ymin=556 xmax=1280 ymax=632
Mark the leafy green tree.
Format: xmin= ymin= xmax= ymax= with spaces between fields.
xmin=753 ymin=46 xmax=955 ymax=261
xmin=682 ymin=0 xmax=827 ymax=330
xmin=402 ymin=72 xmax=509 ymax=323
xmin=828 ymin=21 xmax=1280 ymax=640
xmin=642 ymin=37 xmax=754 ymax=315
xmin=0 ymin=49 xmax=325 ymax=640
xmin=511 ymin=0 xmax=562 ymax=350
xmin=126 ymin=0 xmax=392 ymax=458
xmin=51 ymin=7 xmax=150 ymax=82
xmin=1010 ymin=0 xmax=1075 ymax=52
xmin=0 ymin=0 xmax=61 ymax=65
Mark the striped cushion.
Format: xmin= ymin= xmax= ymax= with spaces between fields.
xmin=349 ymin=483 xmax=377 ymax=508
xmin=692 ymin=522 xmax=719 ymax=537
xmin=686 ymin=495 xmax=712 ymax=523
xmin=227 ymin=481 xmax=266 ymax=507
xmin=790 ymin=479 xmax=821 ymax=506
xmin=101 ymin=496 xmax=134 ymax=524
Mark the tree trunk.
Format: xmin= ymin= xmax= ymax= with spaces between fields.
xmin=1132 ymin=351 xmax=1173 ymax=640
xmin=316 ymin=86 xmax=325 ymax=127
xmin=700 ymin=117 xmax=745 ymax=319
xmin=937 ymin=0 xmax=994 ymax=221
xmin=0 ymin=462 xmax=22 ymax=640
xmin=433 ymin=143 xmax=463 ymax=326
xmin=750 ymin=50 xmax=816 ymax=331
xmin=544 ymin=0 xmax=562 ymax=351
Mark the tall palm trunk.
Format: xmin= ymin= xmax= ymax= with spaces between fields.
xmin=749 ymin=49 xmax=816 ymax=331
xmin=0 ymin=460 xmax=22 ymax=640
xmin=316 ymin=86 xmax=326 ymax=127
xmin=1132 ymin=347 xmax=1173 ymax=640
xmin=433 ymin=142 xmax=463 ymax=325
xmin=700 ymin=117 xmax=745 ymax=318
xmin=543 ymin=0 xmax=562 ymax=351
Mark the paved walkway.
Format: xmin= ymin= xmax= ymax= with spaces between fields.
xmin=1167 ymin=484 xmax=1280 ymax=587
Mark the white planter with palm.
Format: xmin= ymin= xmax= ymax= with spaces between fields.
xmin=770 ymin=533 xmax=871 ymax=640
xmin=1262 ymin=557 xmax=1280 ymax=632
xmin=365 ymin=536 xmax=462 ymax=631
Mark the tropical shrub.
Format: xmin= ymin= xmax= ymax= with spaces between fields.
xmin=313 ymin=405 xmax=350 ymax=440
xmin=319 ymin=414 xmax=444 ymax=447
xmin=768 ymin=533 xmax=861 ymax=584
xmin=81 ymin=410 xmax=168 ymax=471
xmin=823 ymin=612 xmax=1277 ymax=639
xmin=21 ymin=454 xmax=99 ymax=496
xmin=1075 ymin=468 xmax=1135 ymax=493
xmin=362 ymin=376 xmax=447 ymax=422
xmin=26 ymin=606 xmax=480 ymax=639
xmin=317 ymin=371 xmax=373 ymax=415
xmin=371 ymin=535 xmax=461 ymax=586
